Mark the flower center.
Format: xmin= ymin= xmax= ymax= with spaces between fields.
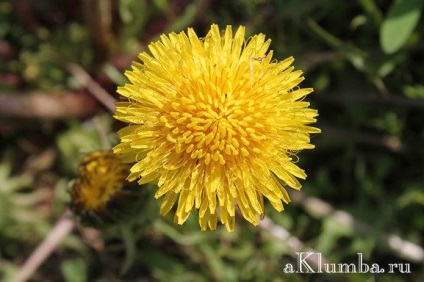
xmin=161 ymin=94 xmax=268 ymax=166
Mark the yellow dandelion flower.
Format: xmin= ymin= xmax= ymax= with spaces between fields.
xmin=70 ymin=150 xmax=132 ymax=218
xmin=114 ymin=24 xmax=320 ymax=232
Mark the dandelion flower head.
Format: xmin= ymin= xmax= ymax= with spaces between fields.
xmin=114 ymin=24 xmax=320 ymax=231
xmin=70 ymin=150 xmax=131 ymax=214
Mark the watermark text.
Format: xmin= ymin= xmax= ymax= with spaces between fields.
xmin=283 ymin=252 xmax=411 ymax=274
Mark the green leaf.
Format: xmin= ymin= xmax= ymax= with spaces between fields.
xmin=380 ymin=0 xmax=423 ymax=54
xmin=61 ymin=258 xmax=87 ymax=282
xmin=403 ymin=84 xmax=424 ymax=99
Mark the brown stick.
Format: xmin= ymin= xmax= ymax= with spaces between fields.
xmin=0 ymin=91 xmax=97 ymax=119
xmin=67 ymin=63 xmax=116 ymax=113
xmin=82 ymin=0 xmax=114 ymax=62
xmin=320 ymin=125 xmax=402 ymax=152
xmin=316 ymin=91 xmax=424 ymax=109
xmin=259 ymin=216 xmax=329 ymax=267
xmin=12 ymin=211 xmax=75 ymax=282
xmin=290 ymin=190 xmax=424 ymax=263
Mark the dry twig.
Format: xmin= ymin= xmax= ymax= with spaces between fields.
xmin=12 ymin=211 xmax=75 ymax=282
xmin=320 ymin=125 xmax=402 ymax=152
xmin=0 ymin=91 xmax=97 ymax=119
xmin=67 ymin=63 xmax=116 ymax=113
xmin=259 ymin=216 xmax=329 ymax=267
xmin=290 ymin=190 xmax=424 ymax=264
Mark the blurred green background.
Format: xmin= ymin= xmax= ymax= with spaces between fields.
xmin=1 ymin=0 xmax=423 ymax=281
